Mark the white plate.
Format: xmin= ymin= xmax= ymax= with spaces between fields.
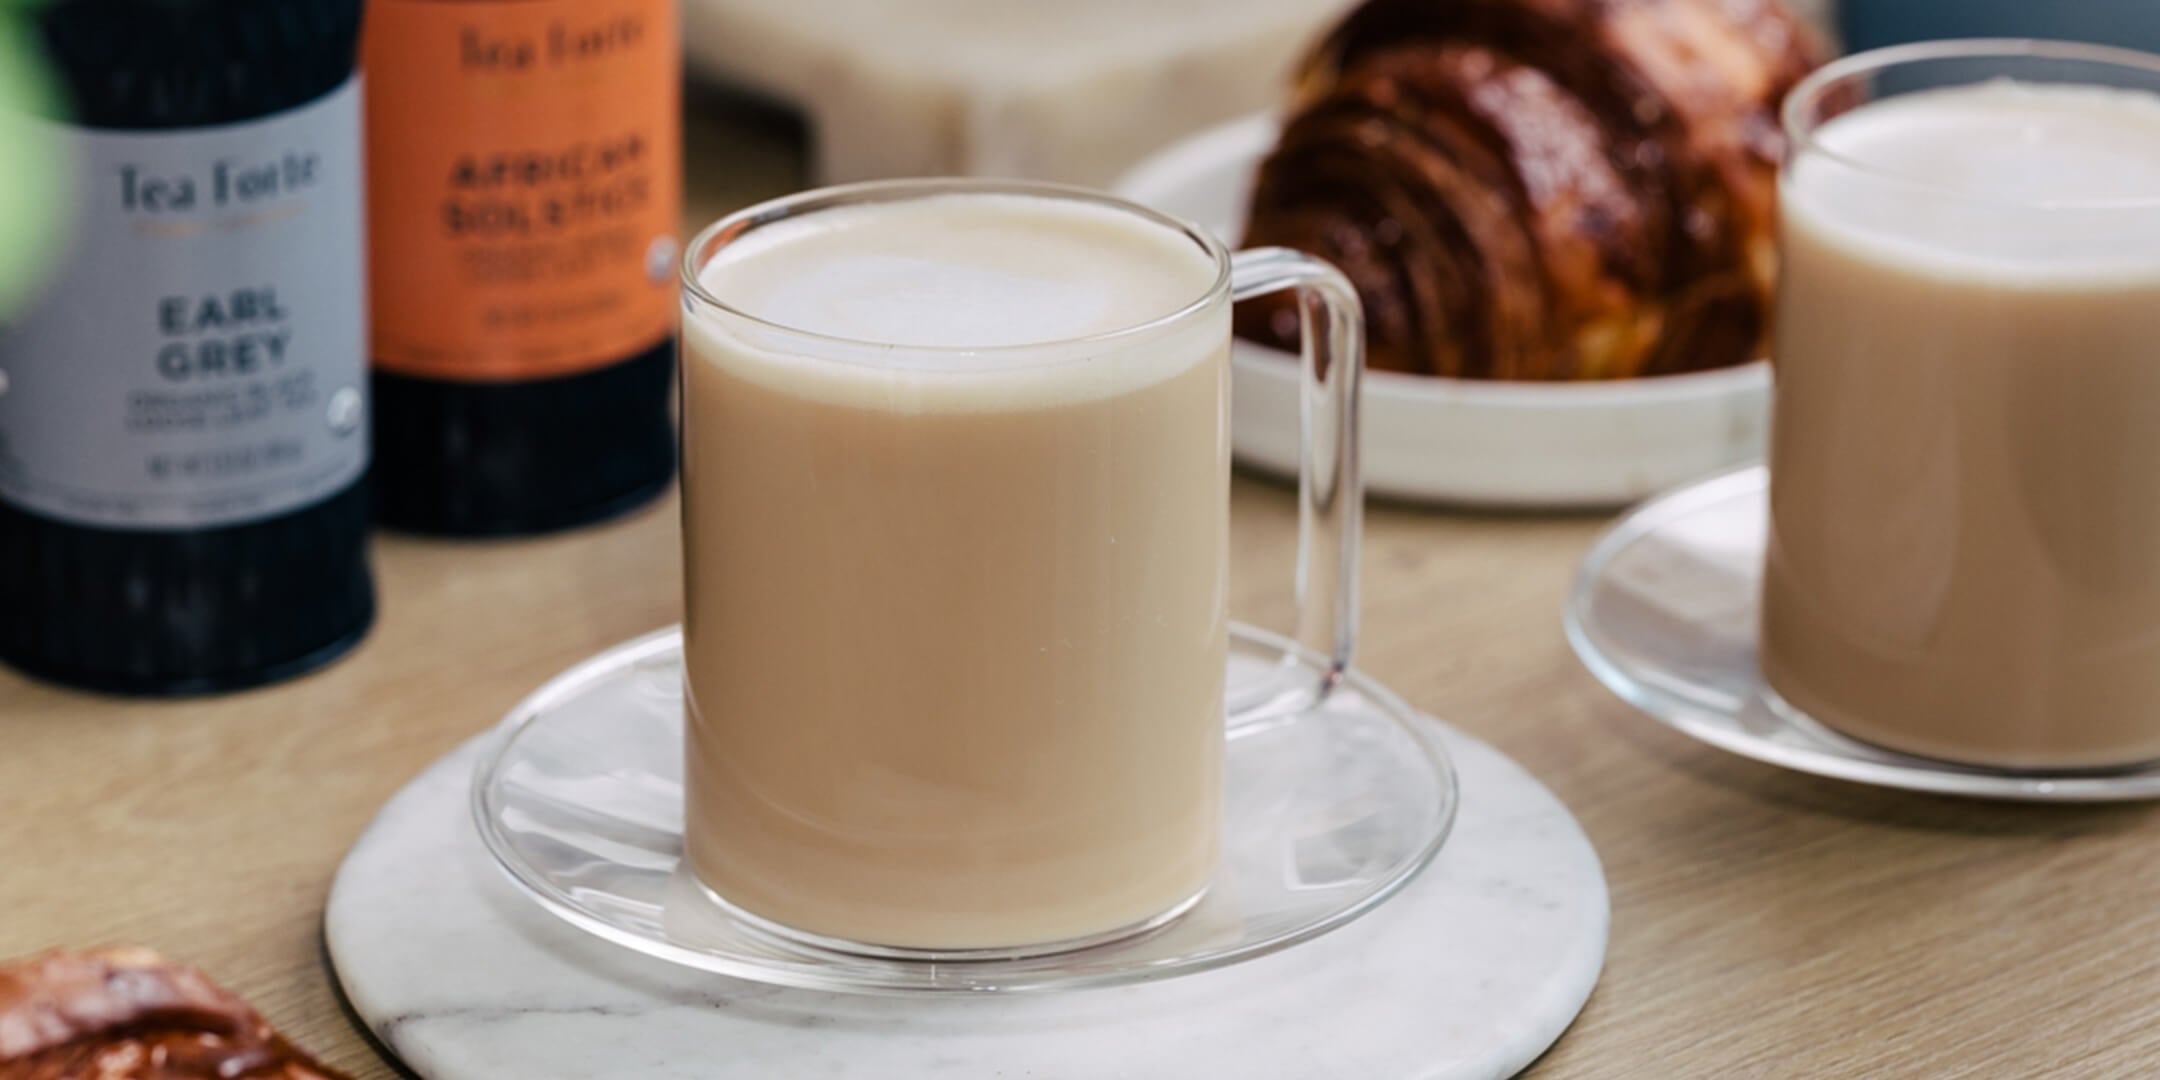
xmin=1114 ymin=114 xmax=1773 ymax=509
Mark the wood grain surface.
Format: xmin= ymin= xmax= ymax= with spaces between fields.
xmin=4 ymin=87 xmax=2158 ymax=1080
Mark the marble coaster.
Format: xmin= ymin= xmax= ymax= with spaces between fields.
xmin=327 ymin=723 xmax=1606 ymax=1079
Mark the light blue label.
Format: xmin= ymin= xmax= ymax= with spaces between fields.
xmin=0 ymin=79 xmax=367 ymax=530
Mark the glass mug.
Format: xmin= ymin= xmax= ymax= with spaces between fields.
xmin=1764 ymin=41 xmax=2160 ymax=770
xmin=677 ymin=180 xmax=1364 ymax=956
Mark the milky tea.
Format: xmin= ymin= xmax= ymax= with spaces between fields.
xmin=1765 ymin=78 xmax=2160 ymax=769
xmin=680 ymin=194 xmax=1230 ymax=949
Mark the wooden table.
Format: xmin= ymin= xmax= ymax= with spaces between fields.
xmin=6 ymin=90 xmax=2159 ymax=1080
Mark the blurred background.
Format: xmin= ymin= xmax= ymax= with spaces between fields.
xmin=1840 ymin=0 xmax=2160 ymax=53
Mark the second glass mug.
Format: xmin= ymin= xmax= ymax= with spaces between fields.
xmin=677 ymin=179 xmax=1364 ymax=957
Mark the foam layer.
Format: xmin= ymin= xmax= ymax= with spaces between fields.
xmin=684 ymin=193 xmax=1230 ymax=410
xmin=1818 ymin=81 xmax=2160 ymax=204
xmin=696 ymin=193 xmax=1220 ymax=352
xmin=1787 ymin=81 xmax=2160 ymax=282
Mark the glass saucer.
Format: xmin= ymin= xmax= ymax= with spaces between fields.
xmin=470 ymin=623 xmax=1458 ymax=994
xmin=1566 ymin=466 xmax=2160 ymax=802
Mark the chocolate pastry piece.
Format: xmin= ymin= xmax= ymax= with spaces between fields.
xmin=0 ymin=948 xmax=350 ymax=1080
xmin=1238 ymin=0 xmax=1822 ymax=379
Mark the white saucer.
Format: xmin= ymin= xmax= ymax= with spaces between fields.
xmin=327 ymin=698 xmax=1608 ymax=1079
xmin=469 ymin=624 xmax=1458 ymax=994
xmin=1115 ymin=113 xmax=1772 ymax=510
xmin=1566 ymin=466 xmax=2160 ymax=801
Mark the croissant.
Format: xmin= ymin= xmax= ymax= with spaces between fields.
xmin=0 ymin=948 xmax=350 ymax=1080
xmin=1237 ymin=0 xmax=1823 ymax=379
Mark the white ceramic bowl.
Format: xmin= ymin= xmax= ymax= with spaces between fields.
xmin=1115 ymin=114 xmax=1772 ymax=509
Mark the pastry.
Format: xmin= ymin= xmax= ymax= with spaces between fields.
xmin=1237 ymin=0 xmax=1824 ymax=379
xmin=0 ymin=948 xmax=350 ymax=1080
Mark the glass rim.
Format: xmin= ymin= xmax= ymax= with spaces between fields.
xmin=1782 ymin=37 xmax=2160 ymax=212
xmin=679 ymin=177 xmax=1235 ymax=357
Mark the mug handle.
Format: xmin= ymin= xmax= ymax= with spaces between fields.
xmin=1226 ymin=248 xmax=1364 ymax=726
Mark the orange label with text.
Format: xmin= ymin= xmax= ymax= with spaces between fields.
xmin=363 ymin=0 xmax=680 ymax=381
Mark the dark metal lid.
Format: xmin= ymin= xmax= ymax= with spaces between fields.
xmin=34 ymin=0 xmax=364 ymax=130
